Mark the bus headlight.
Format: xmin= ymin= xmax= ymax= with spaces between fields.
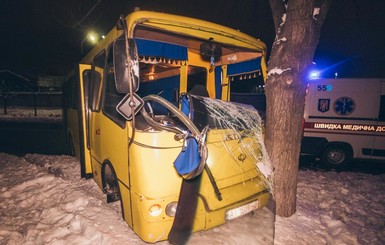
xmin=165 ymin=202 xmax=178 ymax=217
xmin=149 ymin=204 xmax=162 ymax=217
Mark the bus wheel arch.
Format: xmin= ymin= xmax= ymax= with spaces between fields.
xmin=102 ymin=161 xmax=121 ymax=203
xmin=321 ymin=142 xmax=353 ymax=169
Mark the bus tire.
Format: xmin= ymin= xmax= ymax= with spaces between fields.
xmin=103 ymin=163 xmax=120 ymax=203
xmin=321 ymin=144 xmax=352 ymax=169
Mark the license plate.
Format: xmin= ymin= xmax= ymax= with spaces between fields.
xmin=225 ymin=200 xmax=259 ymax=220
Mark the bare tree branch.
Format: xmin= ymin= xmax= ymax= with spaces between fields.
xmin=71 ymin=0 xmax=102 ymax=29
xmin=53 ymin=0 xmax=102 ymax=30
xmin=313 ymin=0 xmax=332 ymax=29
xmin=269 ymin=0 xmax=287 ymax=33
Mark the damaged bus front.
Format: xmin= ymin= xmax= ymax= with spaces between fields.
xmin=64 ymin=10 xmax=273 ymax=243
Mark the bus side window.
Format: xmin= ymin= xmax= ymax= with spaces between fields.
xmin=67 ymin=76 xmax=78 ymax=110
xmin=379 ymin=95 xmax=385 ymax=122
xmin=102 ymin=45 xmax=126 ymax=127
xmin=229 ymin=73 xmax=266 ymax=112
xmin=82 ymin=70 xmax=91 ymax=113
xmin=90 ymin=50 xmax=105 ymax=112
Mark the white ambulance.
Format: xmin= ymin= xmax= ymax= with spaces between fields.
xmin=301 ymin=78 xmax=385 ymax=168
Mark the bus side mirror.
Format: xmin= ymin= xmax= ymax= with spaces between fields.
xmin=113 ymin=38 xmax=140 ymax=93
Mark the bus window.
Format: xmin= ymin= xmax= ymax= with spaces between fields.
xmin=82 ymin=70 xmax=91 ymax=116
xmin=90 ymin=50 xmax=105 ymax=112
xmin=230 ymin=73 xmax=264 ymax=93
xmin=137 ymin=60 xmax=181 ymax=114
xmin=187 ymin=66 xmax=208 ymax=96
xmin=82 ymin=69 xmax=92 ymax=150
xmin=66 ymin=76 xmax=78 ymax=110
xmin=230 ymin=73 xmax=266 ymax=112
xmin=103 ymin=45 xmax=126 ymax=127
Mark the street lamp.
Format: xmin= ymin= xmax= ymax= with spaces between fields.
xmin=80 ymin=32 xmax=101 ymax=54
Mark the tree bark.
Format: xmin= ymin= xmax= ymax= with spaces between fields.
xmin=266 ymin=0 xmax=331 ymax=217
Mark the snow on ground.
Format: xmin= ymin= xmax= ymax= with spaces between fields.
xmin=0 ymin=109 xmax=384 ymax=244
xmin=275 ymin=169 xmax=385 ymax=245
xmin=1 ymin=153 xmax=384 ymax=245
xmin=0 ymin=107 xmax=61 ymax=121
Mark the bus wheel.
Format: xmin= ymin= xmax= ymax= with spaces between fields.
xmin=321 ymin=144 xmax=352 ymax=169
xmin=104 ymin=164 xmax=120 ymax=203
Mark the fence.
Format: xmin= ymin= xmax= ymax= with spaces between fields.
xmin=0 ymin=92 xmax=62 ymax=116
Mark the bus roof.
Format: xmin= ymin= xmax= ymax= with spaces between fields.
xmin=81 ymin=10 xmax=267 ymax=64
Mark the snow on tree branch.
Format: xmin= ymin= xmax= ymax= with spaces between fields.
xmin=313 ymin=0 xmax=332 ymax=27
xmin=269 ymin=0 xmax=287 ymax=33
xmin=267 ymin=67 xmax=291 ymax=77
xmin=273 ymin=37 xmax=287 ymax=45
xmin=313 ymin=7 xmax=320 ymax=20
xmin=280 ymin=13 xmax=287 ymax=27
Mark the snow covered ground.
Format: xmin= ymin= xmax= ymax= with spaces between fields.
xmin=0 ymin=107 xmax=62 ymax=121
xmin=1 ymin=108 xmax=384 ymax=244
xmin=1 ymin=153 xmax=384 ymax=244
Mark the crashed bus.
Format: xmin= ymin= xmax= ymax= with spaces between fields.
xmin=63 ymin=10 xmax=273 ymax=243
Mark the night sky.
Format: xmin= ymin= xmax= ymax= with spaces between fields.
xmin=1 ymin=0 xmax=384 ymax=80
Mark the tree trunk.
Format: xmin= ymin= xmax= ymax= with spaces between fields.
xmin=266 ymin=0 xmax=331 ymax=217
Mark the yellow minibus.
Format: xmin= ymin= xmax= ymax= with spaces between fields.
xmin=63 ymin=9 xmax=272 ymax=243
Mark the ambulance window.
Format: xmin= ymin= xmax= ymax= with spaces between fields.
xmin=379 ymin=95 xmax=385 ymax=122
